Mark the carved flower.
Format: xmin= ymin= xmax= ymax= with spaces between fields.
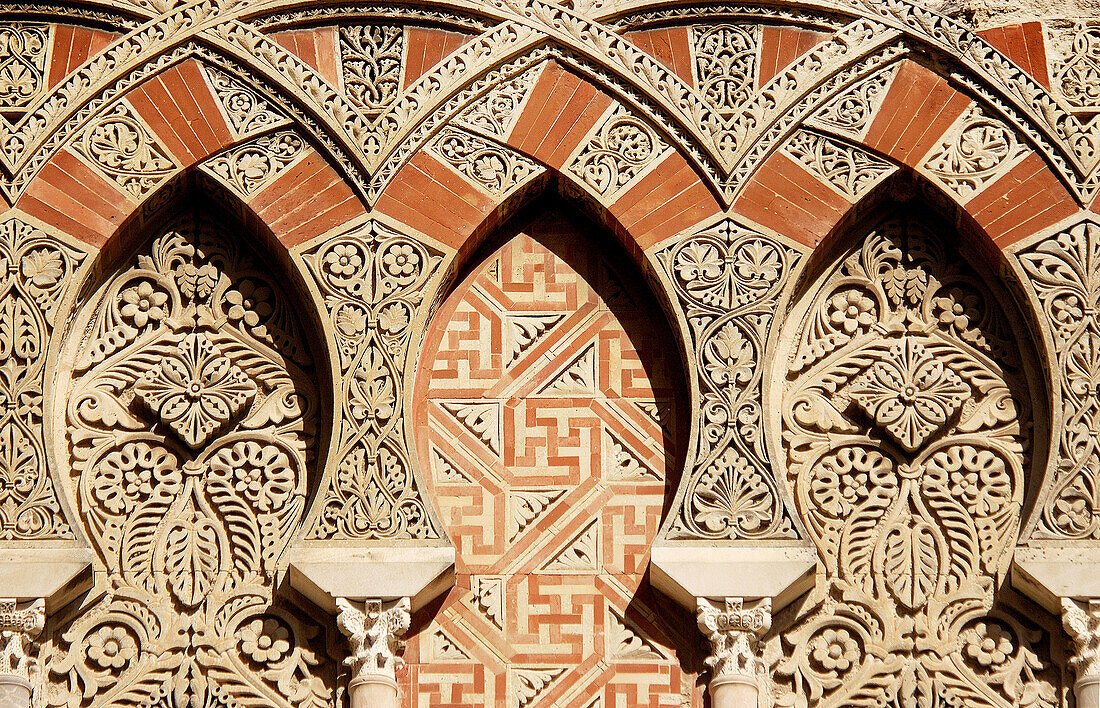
xmin=240 ymin=617 xmax=291 ymax=663
xmin=324 ymin=244 xmax=363 ymax=278
xmin=225 ymin=279 xmax=273 ymax=328
xmin=336 ymin=305 xmax=368 ymax=338
xmin=827 ymin=290 xmax=876 ymax=335
xmin=962 ymin=622 xmax=1013 ymax=667
xmin=849 ymin=338 xmax=968 ymax=451
xmin=933 ymin=293 xmax=980 ymax=331
xmin=208 ymin=441 xmax=296 ymax=512
xmin=377 ymin=303 xmax=409 ymax=334
xmin=675 ymin=242 xmax=722 ymax=284
xmin=86 ymin=625 xmax=137 ymax=669
xmin=1053 ymin=495 xmax=1091 ymax=531
xmin=120 ymin=281 xmax=169 ymax=327
xmin=809 ymin=628 xmax=859 ymax=672
xmin=705 ymin=322 xmax=754 ymax=388
xmin=382 ymin=244 xmax=419 ymax=277
xmin=733 ymin=240 xmax=780 ymax=283
xmin=134 ymin=333 xmax=257 ymax=449
xmin=94 ymin=442 xmax=178 ymax=514
xmin=21 ymin=248 xmax=63 ymax=288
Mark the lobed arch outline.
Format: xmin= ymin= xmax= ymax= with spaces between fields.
xmin=2 ymin=0 xmax=1099 ymax=209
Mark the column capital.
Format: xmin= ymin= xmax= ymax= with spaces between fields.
xmin=335 ymin=597 xmax=411 ymax=684
xmin=0 ymin=598 xmax=44 ymax=682
xmin=697 ymin=597 xmax=772 ymax=678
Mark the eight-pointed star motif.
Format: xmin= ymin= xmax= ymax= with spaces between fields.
xmin=135 ymin=332 xmax=257 ymax=448
xmin=849 ymin=337 xmax=968 ymax=452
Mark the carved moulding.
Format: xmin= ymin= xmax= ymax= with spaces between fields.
xmin=648 ymin=214 xmax=817 ymax=613
xmin=285 ymin=216 xmax=455 ymax=614
xmin=769 ymin=206 xmax=1061 ymax=707
xmin=44 ymin=204 xmax=336 ymax=708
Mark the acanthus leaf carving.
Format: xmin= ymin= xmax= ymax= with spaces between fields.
xmin=203 ymin=130 xmax=308 ymax=198
xmin=657 ymin=218 xmax=799 ymax=540
xmin=454 ymin=66 xmax=542 ymax=138
xmin=335 ymin=596 xmax=411 ymax=683
xmin=922 ymin=103 xmax=1030 ymax=201
xmin=0 ymin=598 xmax=44 ymax=682
xmin=780 ymin=129 xmax=896 ymax=201
xmin=70 ymin=100 xmax=178 ymax=199
xmin=567 ymin=105 xmax=669 ymax=200
xmin=697 ymin=597 xmax=771 ymax=679
xmin=303 ymin=219 xmax=444 ymax=540
xmin=339 ymin=25 xmax=404 ymax=121
xmin=427 ymin=126 xmax=542 ymax=197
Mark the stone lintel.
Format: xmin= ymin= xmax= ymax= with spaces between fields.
xmin=650 ymin=543 xmax=817 ymax=611
xmin=1012 ymin=544 xmax=1100 ymax=613
xmin=286 ymin=544 xmax=455 ymax=613
xmin=0 ymin=545 xmax=93 ymax=609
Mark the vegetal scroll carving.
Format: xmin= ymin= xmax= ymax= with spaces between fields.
xmin=657 ymin=219 xmax=799 ymax=540
xmin=0 ymin=218 xmax=85 ymax=540
xmin=339 ymin=25 xmax=404 ymax=120
xmin=773 ymin=211 xmax=1058 ymax=707
xmin=70 ymin=100 xmax=178 ymax=198
xmin=568 ymin=106 xmax=669 ymax=199
xmin=1017 ymin=218 xmax=1100 ymax=540
xmin=303 ymin=220 xmax=444 ymax=540
xmin=46 ymin=209 xmax=331 ymax=707
xmin=0 ymin=24 xmax=48 ymax=112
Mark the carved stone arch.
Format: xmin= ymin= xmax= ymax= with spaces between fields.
xmin=39 ymin=171 xmax=342 ymax=708
xmin=764 ymin=193 xmax=1062 ymax=707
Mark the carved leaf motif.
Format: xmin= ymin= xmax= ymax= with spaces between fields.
xmin=164 ymin=507 xmax=221 ymax=608
xmin=879 ymin=513 xmax=941 ymax=610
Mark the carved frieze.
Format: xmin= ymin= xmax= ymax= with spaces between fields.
xmin=773 ymin=211 xmax=1057 ymax=707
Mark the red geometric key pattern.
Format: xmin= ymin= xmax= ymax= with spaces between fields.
xmin=406 ymin=208 xmax=704 ymax=707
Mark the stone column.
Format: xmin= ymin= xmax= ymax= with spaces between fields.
xmin=1063 ymin=598 xmax=1100 ymax=708
xmin=335 ymin=597 xmax=411 ymax=708
xmin=0 ymin=599 xmax=44 ymax=708
xmin=697 ymin=597 xmax=771 ymax=708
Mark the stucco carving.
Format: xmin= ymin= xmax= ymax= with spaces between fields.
xmin=773 ymin=210 xmax=1057 ymax=707
xmin=46 ymin=209 xmax=331 ymax=708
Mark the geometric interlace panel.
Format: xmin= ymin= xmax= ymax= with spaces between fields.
xmin=773 ymin=210 xmax=1066 ymax=708
xmin=408 ymin=206 xmax=703 ymax=707
xmin=44 ymin=208 xmax=335 ymax=708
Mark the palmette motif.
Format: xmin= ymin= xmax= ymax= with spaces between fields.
xmin=774 ymin=213 xmax=1060 ymax=707
xmin=46 ymin=212 xmax=333 ymax=708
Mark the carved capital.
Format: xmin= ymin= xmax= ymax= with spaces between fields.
xmin=336 ymin=597 xmax=411 ymax=683
xmin=697 ymin=597 xmax=772 ymax=679
xmin=0 ymin=599 xmax=44 ymax=681
xmin=1063 ymin=598 xmax=1100 ymax=679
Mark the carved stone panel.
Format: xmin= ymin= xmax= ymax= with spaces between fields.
xmin=44 ymin=208 xmax=333 ymax=708
xmin=772 ymin=210 xmax=1062 ymax=707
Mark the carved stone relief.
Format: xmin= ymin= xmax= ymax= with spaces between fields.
xmin=426 ymin=126 xmax=542 ymax=198
xmin=691 ymin=24 xmax=760 ymax=118
xmin=453 ymin=66 xmax=542 ymax=139
xmin=302 ymin=219 xmax=444 ymax=540
xmin=806 ymin=64 xmax=900 ymax=142
xmin=772 ymin=210 xmax=1061 ymax=707
xmin=922 ymin=103 xmax=1030 ymax=202
xmin=198 ymin=64 xmax=290 ymax=140
xmin=656 ymin=218 xmax=799 ymax=540
xmin=338 ymin=25 xmax=405 ymax=121
xmin=1017 ymin=218 xmax=1100 ymax=540
xmin=44 ymin=208 xmax=333 ymax=708
xmin=0 ymin=24 xmax=49 ymax=113
xmin=780 ymin=129 xmax=896 ymax=201
xmin=69 ymin=100 xmax=178 ymax=199
xmin=202 ymin=129 xmax=309 ymax=198
xmin=0 ymin=217 xmax=84 ymax=540
xmin=566 ymin=104 xmax=670 ymax=201
xmin=1047 ymin=21 xmax=1100 ymax=114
